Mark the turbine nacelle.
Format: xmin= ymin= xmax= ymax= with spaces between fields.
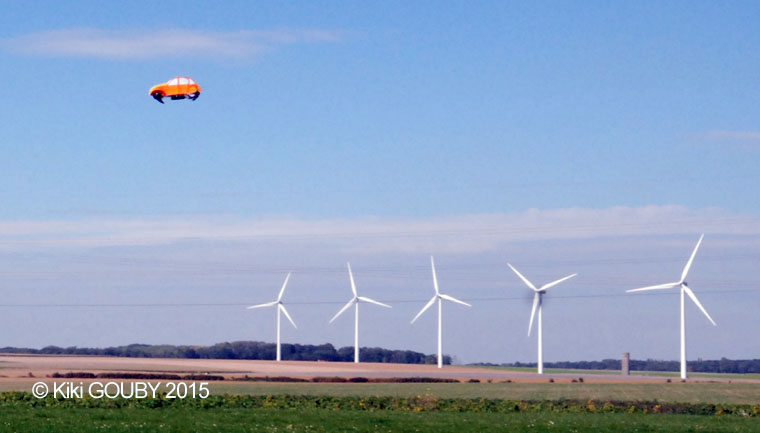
xmin=410 ymin=256 xmax=471 ymax=324
xmin=626 ymin=234 xmax=715 ymax=326
xmin=507 ymin=263 xmax=577 ymax=336
xmin=247 ymin=272 xmax=297 ymax=329
xmin=329 ymin=263 xmax=391 ymax=324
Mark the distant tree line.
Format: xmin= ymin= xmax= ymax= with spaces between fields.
xmin=472 ymin=358 xmax=760 ymax=374
xmin=0 ymin=341 xmax=450 ymax=365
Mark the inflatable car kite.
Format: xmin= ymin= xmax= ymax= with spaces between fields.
xmin=149 ymin=77 xmax=201 ymax=104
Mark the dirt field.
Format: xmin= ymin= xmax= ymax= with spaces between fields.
xmin=2 ymin=354 xmax=759 ymax=384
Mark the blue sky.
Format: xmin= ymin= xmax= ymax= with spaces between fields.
xmin=0 ymin=1 xmax=759 ymax=364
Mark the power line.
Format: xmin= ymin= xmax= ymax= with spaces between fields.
xmin=0 ymin=251 xmax=757 ymax=277
xmin=0 ymin=288 xmax=756 ymax=308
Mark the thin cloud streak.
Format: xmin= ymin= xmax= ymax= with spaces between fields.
xmin=703 ymin=130 xmax=760 ymax=142
xmin=1 ymin=28 xmax=344 ymax=60
xmin=0 ymin=205 xmax=758 ymax=252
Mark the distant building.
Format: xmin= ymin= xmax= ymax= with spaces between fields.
xmin=622 ymin=352 xmax=630 ymax=376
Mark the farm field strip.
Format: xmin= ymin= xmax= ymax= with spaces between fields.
xmin=473 ymin=365 xmax=760 ymax=380
xmin=0 ymin=407 xmax=758 ymax=433
xmin=202 ymin=382 xmax=760 ymax=404
xmin=2 ymin=380 xmax=757 ymax=405
xmin=0 ymin=378 xmax=760 ymax=404
xmin=3 ymin=355 xmax=759 ymax=383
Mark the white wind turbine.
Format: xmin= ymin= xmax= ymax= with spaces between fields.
xmin=329 ymin=263 xmax=392 ymax=363
xmin=411 ymin=256 xmax=471 ymax=368
xmin=627 ymin=234 xmax=716 ymax=379
xmin=247 ymin=273 xmax=297 ymax=362
xmin=507 ymin=263 xmax=577 ymax=375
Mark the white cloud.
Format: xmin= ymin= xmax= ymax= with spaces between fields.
xmin=1 ymin=28 xmax=344 ymax=60
xmin=0 ymin=205 xmax=757 ymax=253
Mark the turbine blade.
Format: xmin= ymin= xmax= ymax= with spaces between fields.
xmin=528 ymin=293 xmax=539 ymax=336
xmin=626 ymin=282 xmax=680 ymax=293
xmin=431 ymin=256 xmax=440 ymax=294
xmin=507 ymin=263 xmax=538 ymax=291
xmin=347 ymin=263 xmax=357 ymax=297
xmin=683 ymin=285 xmax=716 ymax=326
xmin=539 ymin=273 xmax=578 ymax=291
xmin=246 ymin=301 xmax=277 ymax=309
xmin=329 ymin=299 xmax=355 ymax=323
xmin=279 ymin=304 xmax=297 ymax=328
xmin=681 ymin=234 xmax=704 ymax=282
xmin=439 ymin=293 xmax=472 ymax=307
xmin=357 ymin=296 xmax=391 ymax=308
xmin=411 ymin=295 xmax=437 ymax=324
xmin=277 ymin=272 xmax=292 ymax=302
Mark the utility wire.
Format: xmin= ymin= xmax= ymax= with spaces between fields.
xmin=0 ymin=288 xmax=756 ymax=308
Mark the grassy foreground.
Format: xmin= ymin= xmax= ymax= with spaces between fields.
xmin=1 ymin=407 xmax=759 ymax=433
xmin=209 ymin=381 xmax=760 ymax=404
xmin=1 ymin=389 xmax=758 ymax=432
xmin=0 ymin=392 xmax=758 ymax=432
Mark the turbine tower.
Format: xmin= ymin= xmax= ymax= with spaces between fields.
xmin=507 ymin=263 xmax=577 ymax=375
xmin=329 ymin=263 xmax=392 ymax=363
xmin=411 ymin=256 xmax=471 ymax=368
xmin=247 ymin=272 xmax=297 ymax=362
xmin=627 ymin=234 xmax=716 ymax=379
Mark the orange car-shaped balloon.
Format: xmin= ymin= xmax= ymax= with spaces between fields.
xmin=149 ymin=77 xmax=201 ymax=103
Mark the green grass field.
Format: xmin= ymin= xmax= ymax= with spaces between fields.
xmin=0 ymin=407 xmax=757 ymax=433
xmin=208 ymin=381 xmax=760 ymax=405
xmin=2 ymin=381 xmax=759 ymax=431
